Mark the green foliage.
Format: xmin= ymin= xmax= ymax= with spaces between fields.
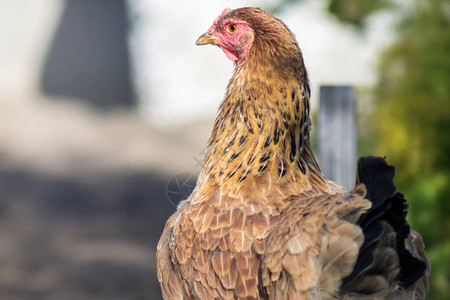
xmin=373 ymin=0 xmax=450 ymax=176
xmin=371 ymin=0 xmax=450 ymax=298
xmin=327 ymin=0 xmax=394 ymax=28
xmin=270 ymin=0 xmax=394 ymax=29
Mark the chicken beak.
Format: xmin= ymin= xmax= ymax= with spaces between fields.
xmin=196 ymin=32 xmax=219 ymax=46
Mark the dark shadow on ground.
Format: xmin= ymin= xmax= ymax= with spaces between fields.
xmin=0 ymin=164 xmax=184 ymax=300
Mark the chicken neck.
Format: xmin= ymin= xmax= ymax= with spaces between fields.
xmin=195 ymin=50 xmax=329 ymax=197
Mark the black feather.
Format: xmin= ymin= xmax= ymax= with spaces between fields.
xmin=341 ymin=156 xmax=427 ymax=291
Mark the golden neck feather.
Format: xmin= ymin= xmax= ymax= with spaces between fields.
xmin=196 ymin=35 xmax=329 ymax=196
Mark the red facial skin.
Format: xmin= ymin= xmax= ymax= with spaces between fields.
xmin=207 ymin=9 xmax=255 ymax=61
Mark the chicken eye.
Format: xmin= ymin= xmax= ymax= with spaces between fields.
xmin=227 ymin=24 xmax=238 ymax=34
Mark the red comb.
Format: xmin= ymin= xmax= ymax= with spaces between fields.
xmin=212 ymin=8 xmax=231 ymax=27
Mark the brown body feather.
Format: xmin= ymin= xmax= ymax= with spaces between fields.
xmin=157 ymin=7 xmax=429 ymax=299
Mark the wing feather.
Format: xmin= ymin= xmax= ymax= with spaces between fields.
xmin=261 ymin=191 xmax=370 ymax=299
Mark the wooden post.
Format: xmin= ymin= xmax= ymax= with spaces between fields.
xmin=318 ymin=85 xmax=357 ymax=190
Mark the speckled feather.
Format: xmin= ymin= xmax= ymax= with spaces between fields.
xmin=157 ymin=7 xmax=429 ymax=300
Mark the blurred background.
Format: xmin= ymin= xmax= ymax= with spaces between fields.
xmin=0 ymin=0 xmax=448 ymax=299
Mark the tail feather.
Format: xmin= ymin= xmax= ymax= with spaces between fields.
xmin=341 ymin=156 xmax=427 ymax=293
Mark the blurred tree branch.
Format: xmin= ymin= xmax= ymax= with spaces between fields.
xmin=270 ymin=0 xmax=395 ymax=29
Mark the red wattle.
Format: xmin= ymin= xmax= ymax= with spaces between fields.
xmin=222 ymin=48 xmax=239 ymax=61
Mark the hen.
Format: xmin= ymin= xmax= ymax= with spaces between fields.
xmin=157 ymin=7 xmax=430 ymax=299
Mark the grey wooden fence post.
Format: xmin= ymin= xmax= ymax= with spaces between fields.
xmin=318 ymin=85 xmax=357 ymax=190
